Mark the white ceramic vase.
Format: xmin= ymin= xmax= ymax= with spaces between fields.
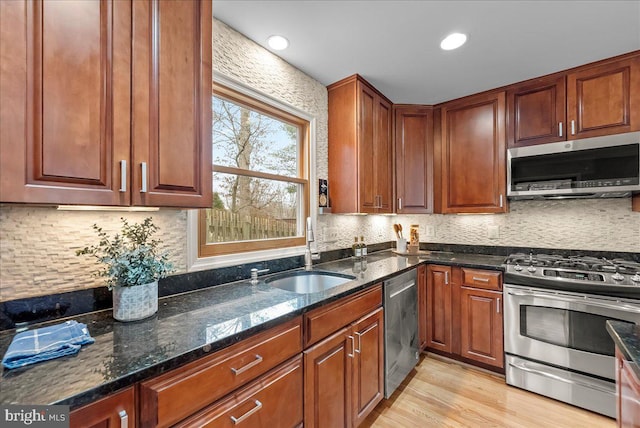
xmin=112 ymin=281 xmax=158 ymax=322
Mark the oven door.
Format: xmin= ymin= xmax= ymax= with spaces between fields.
xmin=504 ymin=284 xmax=640 ymax=380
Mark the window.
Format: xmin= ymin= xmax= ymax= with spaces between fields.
xmin=198 ymin=83 xmax=310 ymax=257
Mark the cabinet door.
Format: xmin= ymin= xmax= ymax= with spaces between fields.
xmin=394 ymin=106 xmax=434 ymax=213
xmin=441 ymin=91 xmax=507 ymax=213
xmin=351 ymin=308 xmax=384 ymax=427
xmin=304 ymin=327 xmax=352 ymax=428
xmin=567 ymin=55 xmax=640 ymax=139
xmin=0 ymin=0 xmax=131 ymax=205
xmin=426 ymin=265 xmax=452 ymax=353
xmin=459 ymin=287 xmax=504 ymax=369
xmin=70 ymin=387 xmax=135 ymax=428
xmin=617 ymin=350 xmax=640 ymax=428
xmin=507 ymin=75 xmax=566 ymax=147
xmin=358 ymin=82 xmax=378 ymax=213
xmin=131 ymin=0 xmax=212 ymax=207
xmin=418 ymin=265 xmax=428 ymax=351
xmin=374 ymin=96 xmax=393 ymax=213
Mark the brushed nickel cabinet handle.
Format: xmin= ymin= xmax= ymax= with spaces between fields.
xmin=348 ymin=335 xmax=355 ymax=358
xmin=140 ymin=162 xmax=148 ymax=193
xmin=499 ymin=194 xmax=504 ymax=208
xmin=444 ymin=271 xmax=449 ymax=285
xmin=354 ymin=322 xmax=378 ymax=353
xmin=119 ymin=410 xmax=128 ymax=428
xmin=571 ymin=120 xmax=576 ymax=135
xmin=119 ymin=160 xmax=127 ymax=192
xmin=558 ymin=122 xmax=563 ymax=137
xmin=497 ymin=297 xmax=501 ymax=313
xmin=472 ymin=277 xmax=490 ymax=283
xmin=230 ymin=400 xmax=262 ymax=424
xmin=398 ymin=197 xmax=402 ymax=211
xmin=230 ymin=354 xmax=263 ymax=375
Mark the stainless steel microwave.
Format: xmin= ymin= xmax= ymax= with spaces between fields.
xmin=507 ymin=132 xmax=640 ymax=200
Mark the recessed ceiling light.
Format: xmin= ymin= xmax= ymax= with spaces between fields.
xmin=267 ymin=35 xmax=289 ymax=50
xmin=440 ymin=33 xmax=467 ymax=50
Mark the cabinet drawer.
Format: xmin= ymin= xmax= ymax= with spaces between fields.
xmin=140 ymin=317 xmax=302 ymax=428
xmin=175 ymin=356 xmax=303 ymax=428
xmin=461 ymin=268 xmax=502 ymax=291
xmin=304 ymin=285 xmax=382 ymax=347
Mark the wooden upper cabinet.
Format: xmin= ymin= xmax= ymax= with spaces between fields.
xmin=567 ymin=55 xmax=640 ymax=140
xmin=0 ymin=0 xmax=131 ymax=205
xmin=131 ymin=0 xmax=212 ymax=207
xmin=328 ymin=74 xmax=393 ymax=213
xmin=394 ymin=105 xmax=434 ymax=213
xmin=0 ymin=0 xmax=212 ymax=208
xmin=441 ymin=91 xmax=507 ymax=213
xmin=507 ymin=75 xmax=566 ymax=148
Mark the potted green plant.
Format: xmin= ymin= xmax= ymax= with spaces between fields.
xmin=77 ymin=217 xmax=173 ymax=322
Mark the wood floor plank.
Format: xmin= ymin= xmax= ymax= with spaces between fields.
xmin=361 ymin=353 xmax=616 ymax=428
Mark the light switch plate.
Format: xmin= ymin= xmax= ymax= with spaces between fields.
xmin=425 ymin=225 xmax=436 ymax=237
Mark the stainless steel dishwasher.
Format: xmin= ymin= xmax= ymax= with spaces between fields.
xmin=383 ymin=268 xmax=419 ymax=398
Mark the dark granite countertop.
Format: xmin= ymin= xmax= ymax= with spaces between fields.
xmin=0 ymin=250 xmax=505 ymax=408
xmin=607 ymin=320 xmax=640 ymax=379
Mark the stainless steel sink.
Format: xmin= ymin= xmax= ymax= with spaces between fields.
xmin=266 ymin=271 xmax=355 ymax=294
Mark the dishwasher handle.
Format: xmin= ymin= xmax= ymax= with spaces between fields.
xmin=388 ymin=281 xmax=416 ymax=299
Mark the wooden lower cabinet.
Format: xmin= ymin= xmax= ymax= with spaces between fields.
xmin=459 ymin=287 xmax=504 ymax=368
xmin=426 ymin=265 xmax=453 ymax=353
xmin=351 ymin=308 xmax=384 ymax=427
xmin=418 ymin=265 xmax=428 ymax=351
xmin=140 ymin=318 xmax=302 ymax=427
xmin=425 ymin=264 xmax=504 ymax=371
xmin=616 ymin=349 xmax=640 ymax=428
xmin=175 ymin=356 xmax=303 ymax=428
xmin=303 ymin=288 xmax=384 ymax=428
xmin=304 ymin=326 xmax=352 ymax=428
xmin=70 ymin=387 xmax=135 ymax=428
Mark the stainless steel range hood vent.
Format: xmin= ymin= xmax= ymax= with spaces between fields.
xmin=507 ymin=132 xmax=640 ymax=200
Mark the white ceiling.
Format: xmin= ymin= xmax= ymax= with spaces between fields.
xmin=213 ymin=0 xmax=640 ymax=105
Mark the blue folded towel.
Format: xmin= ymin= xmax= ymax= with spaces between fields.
xmin=2 ymin=320 xmax=94 ymax=369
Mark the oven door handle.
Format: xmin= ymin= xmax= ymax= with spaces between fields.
xmin=506 ymin=290 xmax=640 ymax=314
xmin=508 ymin=361 xmax=614 ymax=395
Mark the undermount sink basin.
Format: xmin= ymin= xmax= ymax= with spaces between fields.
xmin=266 ymin=271 xmax=356 ymax=294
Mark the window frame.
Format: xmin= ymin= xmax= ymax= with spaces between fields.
xmin=188 ymin=74 xmax=316 ymax=270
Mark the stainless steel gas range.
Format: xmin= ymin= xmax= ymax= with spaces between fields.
xmin=503 ymin=253 xmax=640 ymax=418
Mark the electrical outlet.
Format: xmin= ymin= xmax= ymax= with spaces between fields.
xmin=487 ymin=225 xmax=500 ymax=239
xmin=323 ymin=227 xmax=339 ymax=243
xmin=425 ymin=225 xmax=436 ymax=237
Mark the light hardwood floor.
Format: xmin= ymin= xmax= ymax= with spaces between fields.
xmin=362 ymin=353 xmax=615 ymax=428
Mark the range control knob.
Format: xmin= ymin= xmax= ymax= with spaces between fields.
xmin=514 ymin=263 xmax=523 ymax=272
xmin=612 ymin=272 xmax=625 ymax=282
xmin=527 ymin=265 xmax=536 ymax=273
xmin=631 ymin=273 xmax=640 ymax=284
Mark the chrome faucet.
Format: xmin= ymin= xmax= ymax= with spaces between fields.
xmin=305 ymin=217 xmax=320 ymax=270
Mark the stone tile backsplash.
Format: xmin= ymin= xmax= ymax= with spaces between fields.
xmin=0 ymin=18 xmax=638 ymax=301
